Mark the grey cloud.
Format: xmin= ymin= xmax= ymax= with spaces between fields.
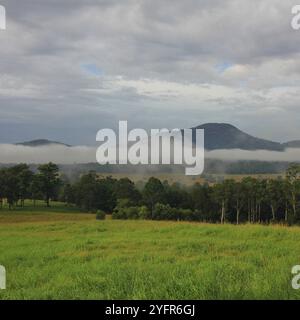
xmin=0 ymin=0 xmax=300 ymax=146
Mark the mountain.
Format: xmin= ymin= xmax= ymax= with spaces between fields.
xmin=13 ymin=124 xmax=299 ymax=151
xmin=282 ymin=140 xmax=300 ymax=149
xmin=192 ymin=123 xmax=285 ymax=151
xmin=16 ymin=139 xmax=71 ymax=147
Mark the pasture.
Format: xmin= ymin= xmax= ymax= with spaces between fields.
xmin=0 ymin=202 xmax=299 ymax=300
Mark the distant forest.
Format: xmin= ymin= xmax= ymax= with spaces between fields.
xmin=0 ymin=159 xmax=295 ymax=181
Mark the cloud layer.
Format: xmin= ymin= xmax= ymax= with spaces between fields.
xmin=0 ymin=144 xmax=299 ymax=164
xmin=0 ymin=0 xmax=300 ymax=144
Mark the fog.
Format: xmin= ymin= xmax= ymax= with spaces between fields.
xmin=206 ymin=148 xmax=300 ymax=162
xmin=0 ymin=144 xmax=299 ymax=164
xmin=0 ymin=144 xmax=97 ymax=164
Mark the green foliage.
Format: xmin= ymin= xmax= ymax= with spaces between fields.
xmin=72 ymin=172 xmax=117 ymax=212
xmin=96 ymin=210 xmax=106 ymax=220
xmin=138 ymin=206 xmax=150 ymax=220
xmin=143 ymin=177 xmax=165 ymax=217
xmin=37 ymin=162 xmax=61 ymax=207
xmin=112 ymin=204 xmax=140 ymax=220
xmin=153 ymin=203 xmax=175 ymax=220
xmin=1 ymin=163 xmax=300 ymax=225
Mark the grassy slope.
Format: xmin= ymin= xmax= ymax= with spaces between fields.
xmin=0 ymin=202 xmax=300 ymax=300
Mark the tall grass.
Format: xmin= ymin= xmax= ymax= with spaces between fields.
xmin=0 ymin=203 xmax=300 ymax=299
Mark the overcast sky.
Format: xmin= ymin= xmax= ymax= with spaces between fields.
xmin=0 ymin=0 xmax=300 ymax=145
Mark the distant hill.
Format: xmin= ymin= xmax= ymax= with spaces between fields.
xmin=282 ymin=140 xmax=300 ymax=149
xmin=192 ymin=123 xmax=285 ymax=151
xmin=13 ymin=124 xmax=300 ymax=152
xmin=16 ymin=139 xmax=71 ymax=147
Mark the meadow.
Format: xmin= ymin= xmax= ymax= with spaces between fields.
xmin=0 ymin=202 xmax=300 ymax=300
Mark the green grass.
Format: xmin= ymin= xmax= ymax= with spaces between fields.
xmin=0 ymin=202 xmax=300 ymax=300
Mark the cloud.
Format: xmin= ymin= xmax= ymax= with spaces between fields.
xmin=0 ymin=0 xmax=300 ymax=144
xmin=0 ymin=144 xmax=97 ymax=164
xmin=207 ymin=148 xmax=300 ymax=162
xmin=0 ymin=144 xmax=299 ymax=165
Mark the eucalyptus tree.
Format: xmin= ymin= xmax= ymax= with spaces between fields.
xmin=213 ymin=179 xmax=234 ymax=224
xmin=286 ymin=164 xmax=300 ymax=217
xmin=266 ymin=179 xmax=284 ymax=222
xmin=232 ymin=181 xmax=246 ymax=225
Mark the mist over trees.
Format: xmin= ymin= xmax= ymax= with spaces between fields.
xmin=1 ymin=162 xmax=300 ymax=225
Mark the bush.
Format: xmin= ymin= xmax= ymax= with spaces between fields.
xmin=139 ymin=206 xmax=150 ymax=220
xmin=112 ymin=206 xmax=128 ymax=219
xmin=96 ymin=210 xmax=106 ymax=220
xmin=179 ymin=209 xmax=194 ymax=221
xmin=112 ymin=206 xmax=140 ymax=220
xmin=153 ymin=203 xmax=175 ymax=220
xmin=126 ymin=207 xmax=140 ymax=219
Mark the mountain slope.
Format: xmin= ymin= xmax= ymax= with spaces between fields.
xmin=192 ymin=123 xmax=284 ymax=151
xmin=13 ymin=125 xmax=299 ymax=151
xmin=16 ymin=139 xmax=71 ymax=147
xmin=282 ymin=140 xmax=300 ymax=149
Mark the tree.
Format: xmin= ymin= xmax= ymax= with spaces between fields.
xmin=242 ymin=177 xmax=257 ymax=223
xmin=60 ymin=183 xmax=75 ymax=206
xmin=114 ymin=178 xmax=141 ymax=206
xmin=1 ymin=169 xmax=19 ymax=209
xmin=191 ymin=183 xmax=216 ymax=222
xmin=72 ymin=173 xmax=117 ymax=212
xmin=286 ymin=164 xmax=300 ymax=217
xmin=164 ymin=181 xmax=191 ymax=209
xmin=11 ymin=164 xmax=33 ymax=207
xmin=38 ymin=162 xmax=60 ymax=207
xmin=266 ymin=179 xmax=284 ymax=222
xmin=256 ymin=179 xmax=267 ymax=223
xmin=213 ymin=180 xmax=233 ymax=224
xmin=29 ymin=174 xmax=43 ymax=207
xmin=143 ymin=177 xmax=165 ymax=219
xmin=232 ymin=181 xmax=245 ymax=225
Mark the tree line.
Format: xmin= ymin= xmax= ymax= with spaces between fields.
xmin=0 ymin=162 xmax=60 ymax=209
xmin=0 ymin=162 xmax=300 ymax=225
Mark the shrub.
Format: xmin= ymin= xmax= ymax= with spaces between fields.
xmin=139 ymin=206 xmax=150 ymax=220
xmin=116 ymin=198 xmax=131 ymax=208
xmin=112 ymin=207 xmax=128 ymax=219
xmin=179 ymin=209 xmax=194 ymax=221
xmin=96 ymin=210 xmax=106 ymax=220
xmin=153 ymin=203 xmax=174 ymax=220
xmin=126 ymin=207 xmax=140 ymax=219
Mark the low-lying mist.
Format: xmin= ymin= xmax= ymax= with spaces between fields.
xmin=0 ymin=144 xmax=299 ymax=164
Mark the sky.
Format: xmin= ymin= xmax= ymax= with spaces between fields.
xmin=0 ymin=0 xmax=300 ymax=145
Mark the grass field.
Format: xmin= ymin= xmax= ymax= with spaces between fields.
xmin=0 ymin=202 xmax=300 ymax=300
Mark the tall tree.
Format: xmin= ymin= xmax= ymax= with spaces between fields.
xmin=266 ymin=179 xmax=284 ymax=222
xmin=232 ymin=181 xmax=245 ymax=225
xmin=115 ymin=178 xmax=141 ymax=206
xmin=143 ymin=177 xmax=165 ymax=219
xmin=38 ymin=162 xmax=60 ymax=207
xmin=213 ymin=180 xmax=233 ymax=224
xmin=11 ymin=164 xmax=33 ymax=207
xmin=286 ymin=164 xmax=300 ymax=217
